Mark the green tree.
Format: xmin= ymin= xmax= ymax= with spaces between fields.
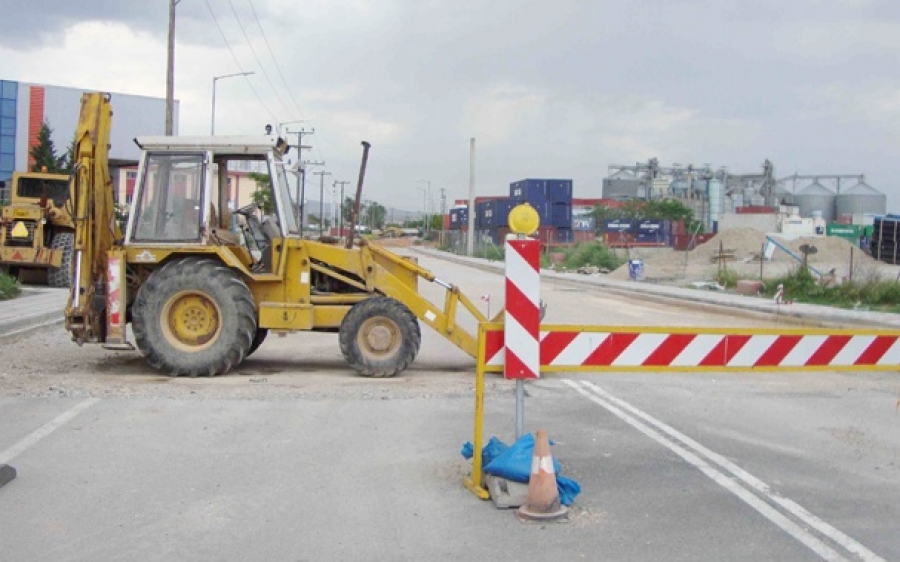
xmin=248 ymin=172 xmax=276 ymax=214
xmin=341 ymin=196 xmax=355 ymax=224
xmin=29 ymin=122 xmax=67 ymax=172
xmin=60 ymin=139 xmax=76 ymax=174
xmin=364 ymin=201 xmax=387 ymax=229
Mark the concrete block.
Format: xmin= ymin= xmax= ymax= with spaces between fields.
xmin=0 ymin=464 xmax=16 ymax=489
xmin=484 ymin=474 xmax=529 ymax=509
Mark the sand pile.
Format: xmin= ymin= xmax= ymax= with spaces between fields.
xmin=605 ymin=228 xmax=879 ymax=283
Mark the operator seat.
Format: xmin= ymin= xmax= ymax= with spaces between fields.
xmin=255 ymin=216 xmax=281 ymax=272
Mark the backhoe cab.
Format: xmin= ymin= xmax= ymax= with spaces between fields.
xmin=65 ymin=93 xmax=488 ymax=378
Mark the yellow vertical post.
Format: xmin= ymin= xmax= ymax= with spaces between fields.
xmin=463 ymin=323 xmax=490 ymax=499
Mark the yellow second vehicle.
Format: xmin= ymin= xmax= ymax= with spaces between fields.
xmin=65 ymin=93 xmax=488 ymax=377
xmin=0 ymin=170 xmax=75 ymax=287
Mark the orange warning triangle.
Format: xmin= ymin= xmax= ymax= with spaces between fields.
xmin=11 ymin=251 xmax=23 ymax=261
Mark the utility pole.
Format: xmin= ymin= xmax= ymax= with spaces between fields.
xmin=439 ymin=188 xmax=447 ymax=218
xmin=334 ymin=180 xmax=350 ymax=235
xmin=416 ymin=179 xmax=431 ymax=235
xmin=467 ymin=138 xmax=476 ymax=256
xmin=285 ymin=126 xmax=315 ymax=231
xmin=313 ymin=170 xmax=332 ymax=234
xmin=300 ymin=159 xmax=324 ymax=234
xmin=165 ymin=0 xmax=180 ymax=135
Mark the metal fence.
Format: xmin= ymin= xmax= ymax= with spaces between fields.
xmin=432 ymin=230 xmax=504 ymax=259
xmin=0 ymin=186 xmax=9 ymax=206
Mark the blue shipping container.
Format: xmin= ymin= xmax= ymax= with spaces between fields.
xmin=602 ymin=218 xmax=634 ymax=233
xmin=475 ymin=201 xmax=490 ymax=230
xmin=550 ymin=203 xmax=572 ymax=228
xmin=547 ymin=180 xmax=573 ymax=203
xmin=635 ymin=219 xmax=665 ymax=234
xmin=482 ymin=198 xmax=518 ymax=228
xmin=449 ymin=207 xmax=468 ymax=229
xmin=510 ymin=179 xmax=544 ymax=201
xmin=510 ymin=178 xmax=573 ymax=204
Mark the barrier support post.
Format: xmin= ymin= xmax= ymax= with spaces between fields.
xmin=463 ymin=324 xmax=490 ymax=500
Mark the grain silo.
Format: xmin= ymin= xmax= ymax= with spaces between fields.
xmin=771 ymin=181 xmax=793 ymax=206
xmin=794 ymin=181 xmax=836 ymax=222
xmin=602 ymin=170 xmax=644 ymax=199
xmin=835 ymin=181 xmax=886 ymax=218
xmin=669 ymin=179 xmax=689 ymax=197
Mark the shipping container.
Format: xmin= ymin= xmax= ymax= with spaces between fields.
xmin=572 ymin=229 xmax=595 ymax=243
xmin=603 ymin=232 xmax=637 ymax=247
xmin=602 ymin=218 xmax=634 ymax=233
xmin=510 ymin=178 xmax=573 ymax=204
xmin=826 ymin=223 xmax=861 ymax=241
xmin=550 ymin=202 xmax=572 ymax=228
xmin=572 ymin=216 xmax=595 ymax=231
xmin=556 ymin=228 xmax=573 ymax=243
xmin=546 ymin=180 xmax=573 ymax=203
xmin=736 ymin=206 xmax=776 ymax=214
xmin=480 ymin=198 xmax=519 ymax=229
xmin=449 ymin=206 xmax=468 ymax=230
xmin=442 ymin=214 xmax=450 ymax=230
xmin=635 ymin=219 xmax=665 ymax=234
xmin=494 ymin=225 xmax=559 ymax=245
xmin=510 ymin=179 xmax=547 ymax=201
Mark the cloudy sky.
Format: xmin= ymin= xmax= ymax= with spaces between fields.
xmin=2 ymin=0 xmax=899 ymax=213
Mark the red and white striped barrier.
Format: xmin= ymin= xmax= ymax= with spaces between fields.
xmin=504 ymin=238 xmax=541 ymax=379
xmin=481 ymin=327 xmax=900 ymax=371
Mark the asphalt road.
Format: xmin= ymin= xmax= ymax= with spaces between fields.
xmin=0 ymin=252 xmax=898 ymax=561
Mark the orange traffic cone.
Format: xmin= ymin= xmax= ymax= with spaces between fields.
xmin=517 ymin=429 xmax=568 ymax=522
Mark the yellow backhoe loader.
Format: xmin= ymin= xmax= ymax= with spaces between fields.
xmin=64 ymin=92 xmax=489 ymax=377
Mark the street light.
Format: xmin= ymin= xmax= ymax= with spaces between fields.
xmin=416 ymin=179 xmax=431 ymax=234
xmin=211 ymin=71 xmax=254 ymax=135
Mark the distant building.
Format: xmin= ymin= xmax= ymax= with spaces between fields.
xmin=114 ymin=165 xmax=258 ymax=211
xmin=0 ymin=78 xmax=177 ymax=201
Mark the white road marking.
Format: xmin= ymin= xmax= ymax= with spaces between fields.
xmin=565 ymin=380 xmax=885 ymax=562
xmin=0 ymin=398 xmax=100 ymax=464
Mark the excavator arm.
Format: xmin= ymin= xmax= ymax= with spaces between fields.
xmin=64 ymin=93 xmax=119 ymax=345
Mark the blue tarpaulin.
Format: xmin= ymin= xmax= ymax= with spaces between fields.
xmin=461 ymin=434 xmax=582 ymax=506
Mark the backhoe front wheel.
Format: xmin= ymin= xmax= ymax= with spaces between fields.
xmin=339 ymin=297 xmax=421 ymax=377
xmin=132 ymin=258 xmax=256 ymax=377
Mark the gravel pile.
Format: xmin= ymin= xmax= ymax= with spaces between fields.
xmin=606 ymin=228 xmax=881 ymax=283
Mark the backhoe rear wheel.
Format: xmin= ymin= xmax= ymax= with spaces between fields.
xmin=47 ymin=232 xmax=74 ymax=288
xmin=339 ymin=296 xmax=421 ymax=377
xmin=132 ymin=257 xmax=256 ymax=377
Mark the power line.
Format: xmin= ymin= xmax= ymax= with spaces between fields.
xmin=246 ymin=0 xmax=306 ymax=119
xmin=204 ymin=0 xmax=278 ymax=124
xmin=225 ymin=0 xmax=296 ymax=120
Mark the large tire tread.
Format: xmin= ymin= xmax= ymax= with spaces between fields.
xmin=338 ymin=296 xmax=421 ymax=378
xmin=47 ymin=232 xmax=74 ymax=288
xmin=132 ymin=257 xmax=256 ymax=377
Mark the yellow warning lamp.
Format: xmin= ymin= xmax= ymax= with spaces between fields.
xmin=507 ymin=203 xmax=540 ymax=236
xmin=11 ymin=221 xmax=29 ymax=238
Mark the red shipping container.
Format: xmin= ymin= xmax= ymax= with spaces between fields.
xmin=573 ymin=230 xmax=595 ymax=243
xmin=442 ymin=214 xmax=450 ymax=230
